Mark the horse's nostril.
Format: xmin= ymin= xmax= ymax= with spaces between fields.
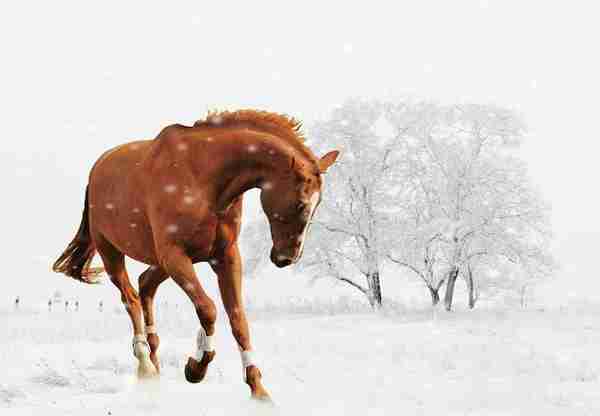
xmin=274 ymin=256 xmax=292 ymax=267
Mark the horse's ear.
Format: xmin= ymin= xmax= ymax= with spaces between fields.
xmin=318 ymin=150 xmax=340 ymax=173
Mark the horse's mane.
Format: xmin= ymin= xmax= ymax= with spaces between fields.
xmin=194 ymin=109 xmax=305 ymax=144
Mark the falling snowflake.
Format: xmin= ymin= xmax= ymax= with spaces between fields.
xmin=210 ymin=115 xmax=223 ymax=125
xmin=209 ymin=259 xmax=219 ymax=266
xmin=340 ymin=119 xmax=349 ymax=126
xmin=183 ymin=195 xmax=195 ymax=205
xmin=177 ymin=142 xmax=188 ymax=151
xmin=262 ymin=181 xmax=273 ymax=191
xmin=105 ymin=203 xmax=115 ymax=210
xmin=130 ymin=143 xmax=140 ymax=150
xmin=166 ymin=224 xmax=178 ymax=234
xmin=206 ymin=137 xmax=214 ymax=142
xmin=247 ymin=144 xmax=258 ymax=153
xmin=132 ymin=207 xmax=140 ymax=213
xmin=129 ymin=223 xmax=137 ymax=228
xmin=268 ymin=149 xmax=275 ymax=155
xmin=164 ymin=184 xmax=177 ymax=193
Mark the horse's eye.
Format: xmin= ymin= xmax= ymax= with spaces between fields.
xmin=296 ymin=202 xmax=307 ymax=212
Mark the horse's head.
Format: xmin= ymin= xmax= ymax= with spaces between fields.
xmin=260 ymin=150 xmax=339 ymax=268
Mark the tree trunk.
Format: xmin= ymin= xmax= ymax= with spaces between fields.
xmin=520 ymin=285 xmax=527 ymax=308
xmin=366 ymin=271 xmax=383 ymax=308
xmin=444 ymin=267 xmax=459 ymax=311
xmin=465 ymin=267 xmax=476 ymax=309
xmin=428 ymin=286 xmax=440 ymax=306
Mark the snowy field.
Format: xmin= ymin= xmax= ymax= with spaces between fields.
xmin=2 ymin=300 xmax=600 ymax=415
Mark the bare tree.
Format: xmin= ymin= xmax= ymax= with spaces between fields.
xmin=386 ymin=101 xmax=555 ymax=310
xmin=238 ymin=214 xmax=272 ymax=278
xmin=294 ymin=99 xmax=406 ymax=308
xmin=240 ymin=99 xmax=555 ymax=311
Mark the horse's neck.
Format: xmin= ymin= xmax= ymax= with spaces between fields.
xmin=209 ymin=131 xmax=295 ymax=215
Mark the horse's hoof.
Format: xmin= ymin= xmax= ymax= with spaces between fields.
xmin=137 ymin=358 xmax=159 ymax=379
xmin=246 ymin=366 xmax=272 ymax=403
xmin=149 ymin=353 xmax=161 ymax=374
xmin=184 ymin=352 xmax=215 ymax=383
xmin=251 ymin=391 xmax=274 ymax=404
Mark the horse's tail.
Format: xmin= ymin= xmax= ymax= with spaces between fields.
xmin=52 ymin=186 xmax=104 ymax=283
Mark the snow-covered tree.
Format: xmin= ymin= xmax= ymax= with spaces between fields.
xmin=239 ymin=214 xmax=271 ymax=278
xmin=240 ymin=99 xmax=555 ymax=311
xmin=386 ymin=102 xmax=556 ymax=310
xmin=295 ymin=99 xmax=404 ymax=307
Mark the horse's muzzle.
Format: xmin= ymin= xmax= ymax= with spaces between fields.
xmin=270 ymin=250 xmax=293 ymax=268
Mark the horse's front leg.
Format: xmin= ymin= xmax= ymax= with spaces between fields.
xmin=161 ymin=247 xmax=217 ymax=383
xmin=213 ymin=243 xmax=271 ymax=401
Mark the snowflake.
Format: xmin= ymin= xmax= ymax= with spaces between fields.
xmin=105 ymin=203 xmax=115 ymax=210
xmin=166 ymin=224 xmax=179 ymax=234
xmin=132 ymin=207 xmax=140 ymax=213
xmin=262 ymin=181 xmax=273 ymax=191
xmin=183 ymin=195 xmax=195 ymax=205
xmin=206 ymin=137 xmax=214 ymax=142
xmin=130 ymin=143 xmax=140 ymax=150
xmin=268 ymin=149 xmax=275 ymax=155
xmin=164 ymin=184 xmax=177 ymax=193
xmin=177 ymin=142 xmax=188 ymax=151
xmin=247 ymin=144 xmax=258 ymax=153
xmin=209 ymin=259 xmax=219 ymax=266
xmin=210 ymin=115 xmax=223 ymax=125
xmin=129 ymin=223 xmax=137 ymax=228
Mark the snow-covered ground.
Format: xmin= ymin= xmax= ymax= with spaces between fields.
xmin=2 ymin=300 xmax=600 ymax=415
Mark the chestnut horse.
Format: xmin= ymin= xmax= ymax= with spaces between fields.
xmin=53 ymin=110 xmax=339 ymax=400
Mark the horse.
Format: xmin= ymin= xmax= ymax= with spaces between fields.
xmin=52 ymin=110 xmax=339 ymax=400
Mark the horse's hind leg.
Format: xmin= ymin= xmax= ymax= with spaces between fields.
xmin=139 ymin=265 xmax=169 ymax=372
xmin=95 ymin=236 xmax=157 ymax=378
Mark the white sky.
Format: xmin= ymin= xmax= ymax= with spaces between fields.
xmin=1 ymin=1 xmax=598 ymax=304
